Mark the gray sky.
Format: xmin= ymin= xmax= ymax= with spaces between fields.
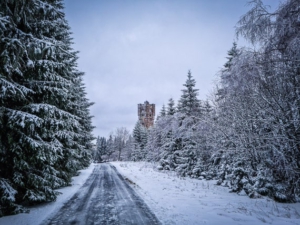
xmin=64 ymin=0 xmax=280 ymax=138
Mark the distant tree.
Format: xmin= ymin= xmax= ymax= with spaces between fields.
xmin=121 ymin=135 xmax=134 ymax=160
xmin=105 ymin=134 xmax=114 ymax=161
xmin=132 ymin=121 xmax=148 ymax=160
xmin=177 ymin=70 xmax=201 ymax=117
xmin=114 ymin=127 xmax=130 ymax=161
xmin=223 ymin=41 xmax=238 ymax=70
xmin=160 ymin=104 xmax=166 ymax=117
xmin=203 ymin=100 xmax=212 ymax=116
xmin=167 ymin=98 xmax=176 ymax=115
xmin=95 ymin=137 xmax=107 ymax=162
xmin=145 ymin=114 xmax=173 ymax=162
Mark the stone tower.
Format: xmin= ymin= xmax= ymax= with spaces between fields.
xmin=138 ymin=101 xmax=155 ymax=128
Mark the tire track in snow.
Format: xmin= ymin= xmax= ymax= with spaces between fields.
xmin=43 ymin=163 xmax=161 ymax=225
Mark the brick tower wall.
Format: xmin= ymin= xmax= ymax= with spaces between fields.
xmin=138 ymin=101 xmax=155 ymax=128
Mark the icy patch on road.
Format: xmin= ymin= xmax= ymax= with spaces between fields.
xmin=0 ymin=163 xmax=95 ymax=225
xmin=111 ymin=161 xmax=300 ymax=225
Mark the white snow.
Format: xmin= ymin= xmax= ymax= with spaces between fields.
xmin=1 ymin=161 xmax=300 ymax=225
xmin=111 ymin=161 xmax=300 ymax=225
xmin=0 ymin=163 xmax=95 ymax=225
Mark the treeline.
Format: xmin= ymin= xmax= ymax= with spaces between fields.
xmin=97 ymin=0 xmax=300 ymax=203
xmin=94 ymin=123 xmax=147 ymax=162
xmin=0 ymin=0 xmax=94 ymax=216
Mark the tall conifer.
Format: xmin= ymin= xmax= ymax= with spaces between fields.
xmin=178 ymin=70 xmax=201 ymax=117
xmin=0 ymin=0 xmax=94 ymax=215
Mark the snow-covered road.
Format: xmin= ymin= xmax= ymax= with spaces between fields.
xmin=43 ymin=163 xmax=161 ymax=225
xmin=1 ymin=162 xmax=300 ymax=225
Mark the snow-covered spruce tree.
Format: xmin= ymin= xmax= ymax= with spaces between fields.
xmin=204 ymin=100 xmax=212 ymax=114
xmin=0 ymin=0 xmax=93 ymax=215
xmin=146 ymin=98 xmax=177 ymax=163
xmin=167 ymin=98 xmax=176 ymax=116
xmin=145 ymin=114 xmax=172 ymax=162
xmin=70 ymin=77 xmax=95 ymax=168
xmin=159 ymin=104 xmax=166 ymax=117
xmin=144 ymin=126 xmax=160 ymax=162
xmin=162 ymin=71 xmax=202 ymax=176
xmin=190 ymin=101 xmax=215 ymax=179
xmin=158 ymin=113 xmax=185 ymax=171
xmin=94 ymin=137 xmax=107 ymax=162
xmin=132 ymin=121 xmax=148 ymax=161
xmin=173 ymin=116 xmax=199 ymax=176
xmin=156 ymin=104 xmax=166 ymax=121
xmin=177 ymin=70 xmax=202 ymax=117
xmin=105 ymin=134 xmax=114 ymax=161
xmin=56 ymin=72 xmax=94 ymax=176
xmin=207 ymin=42 xmax=246 ymax=186
xmin=223 ymin=41 xmax=238 ymax=70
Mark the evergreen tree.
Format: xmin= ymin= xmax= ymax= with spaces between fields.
xmin=203 ymin=100 xmax=212 ymax=116
xmin=160 ymin=104 xmax=166 ymax=117
xmin=223 ymin=41 xmax=238 ymax=70
xmin=95 ymin=137 xmax=107 ymax=162
xmin=157 ymin=104 xmax=166 ymax=121
xmin=167 ymin=98 xmax=176 ymax=115
xmin=158 ymin=113 xmax=184 ymax=171
xmin=105 ymin=135 xmax=114 ymax=161
xmin=0 ymin=0 xmax=93 ymax=215
xmin=132 ymin=121 xmax=148 ymax=160
xmin=178 ymin=70 xmax=201 ymax=117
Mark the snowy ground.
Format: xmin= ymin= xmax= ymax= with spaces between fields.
xmin=0 ymin=163 xmax=95 ymax=225
xmin=1 ymin=161 xmax=300 ymax=225
xmin=111 ymin=161 xmax=300 ymax=225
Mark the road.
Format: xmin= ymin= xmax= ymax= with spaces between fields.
xmin=43 ymin=163 xmax=161 ymax=225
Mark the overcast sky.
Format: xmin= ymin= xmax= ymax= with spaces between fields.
xmin=64 ymin=0 xmax=280 ymax=138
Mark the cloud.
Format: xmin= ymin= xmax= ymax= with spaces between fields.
xmin=64 ymin=0 xmax=281 ymax=138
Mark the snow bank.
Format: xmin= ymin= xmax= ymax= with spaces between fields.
xmin=112 ymin=161 xmax=300 ymax=225
xmin=0 ymin=163 xmax=95 ymax=225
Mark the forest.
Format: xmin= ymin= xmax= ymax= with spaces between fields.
xmin=0 ymin=0 xmax=299 ymax=218
xmin=95 ymin=0 xmax=300 ymax=204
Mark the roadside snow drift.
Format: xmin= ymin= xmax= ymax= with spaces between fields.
xmin=112 ymin=161 xmax=300 ymax=225
xmin=0 ymin=163 xmax=95 ymax=225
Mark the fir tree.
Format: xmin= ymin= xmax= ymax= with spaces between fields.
xmin=223 ymin=41 xmax=238 ymax=70
xmin=0 ymin=0 xmax=93 ymax=215
xmin=132 ymin=121 xmax=148 ymax=160
xmin=157 ymin=104 xmax=166 ymax=120
xmin=203 ymin=100 xmax=212 ymax=116
xmin=95 ymin=137 xmax=107 ymax=162
xmin=167 ymin=98 xmax=176 ymax=115
xmin=178 ymin=70 xmax=201 ymax=117
xmin=105 ymin=135 xmax=114 ymax=161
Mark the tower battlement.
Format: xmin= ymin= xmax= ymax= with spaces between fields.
xmin=138 ymin=101 xmax=155 ymax=128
